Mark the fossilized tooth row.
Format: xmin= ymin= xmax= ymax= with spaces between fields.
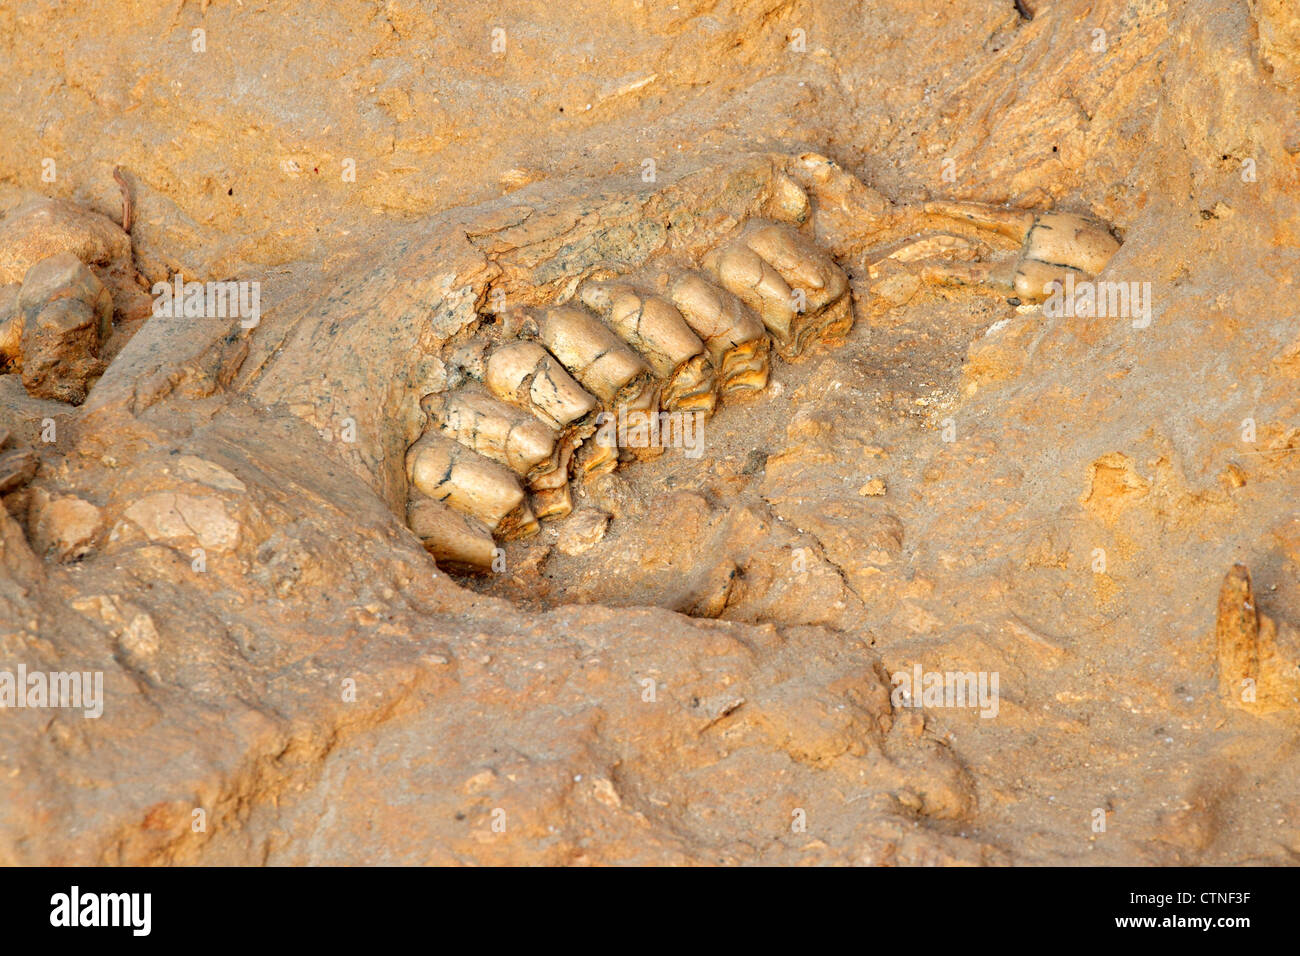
xmin=668 ymin=273 xmax=771 ymax=395
xmin=578 ymin=281 xmax=717 ymax=418
xmin=532 ymin=304 xmax=663 ymax=465
xmin=703 ymin=220 xmax=853 ymax=360
xmin=407 ymin=495 xmax=498 ymax=573
xmin=405 ymin=432 xmax=539 ymax=540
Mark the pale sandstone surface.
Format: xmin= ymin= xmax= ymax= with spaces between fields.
xmin=0 ymin=0 xmax=1298 ymax=864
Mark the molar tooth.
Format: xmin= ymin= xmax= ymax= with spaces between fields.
xmin=611 ymin=380 xmax=665 ymax=463
xmin=744 ymin=225 xmax=827 ymax=290
xmin=577 ymin=283 xmax=696 ymax=378
xmin=704 ymin=241 xmax=797 ymax=353
xmin=808 ymin=295 xmax=854 ymax=347
xmin=534 ymin=305 xmax=663 ymax=464
xmin=668 ymin=273 xmax=770 ymax=397
xmin=720 ymin=339 xmax=773 ymax=393
xmin=745 ymin=223 xmax=845 ymax=296
xmin=707 ymin=221 xmax=854 ymax=358
xmin=1012 ymin=213 xmax=1121 ymax=302
xmin=407 ymin=495 xmax=498 ymax=573
xmin=1021 ymin=213 xmax=1121 ymax=279
xmin=406 ymin=432 xmax=538 ymax=540
xmin=484 ymin=340 xmax=597 ymax=431
xmin=578 ymin=281 xmax=717 ymax=418
xmin=481 ymin=342 xmax=602 ymax=519
xmin=535 ymin=305 xmax=655 ymax=405
xmin=748 ymin=222 xmax=853 ymax=346
xmin=423 ymin=385 xmax=560 ymax=483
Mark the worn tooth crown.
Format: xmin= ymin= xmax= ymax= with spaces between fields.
xmin=477 ymin=339 xmax=599 ymax=519
xmin=744 ymin=223 xmax=828 ymax=290
xmin=531 ymin=304 xmax=663 ymax=469
xmin=706 ymin=241 xmax=796 ymax=347
xmin=1022 ymin=213 xmax=1121 ymax=278
xmin=424 ymin=385 xmax=559 ymax=481
xmin=406 ymin=432 xmax=538 ymax=540
xmin=702 ymin=220 xmax=855 ymax=360
xmin=535 ymin=305 xmax=653 ymax=405
xmin=406 ymin=497 xmax=498 ymax=573
xmin=745 ymin=221 xmax=853 ymax=347
xmin=669 ymin=272 xmax=771 ymax=395
xmin=484 ymin=339 xmax=598 ymax=430
xmin=579 ymin=282 xmax=701 ymax=377
xmin=579 ymin=280 xmax=718 ymax=417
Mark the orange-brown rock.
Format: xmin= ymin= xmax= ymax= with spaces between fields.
xmin=1 ymin=0 xmax=1298 ymax=869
